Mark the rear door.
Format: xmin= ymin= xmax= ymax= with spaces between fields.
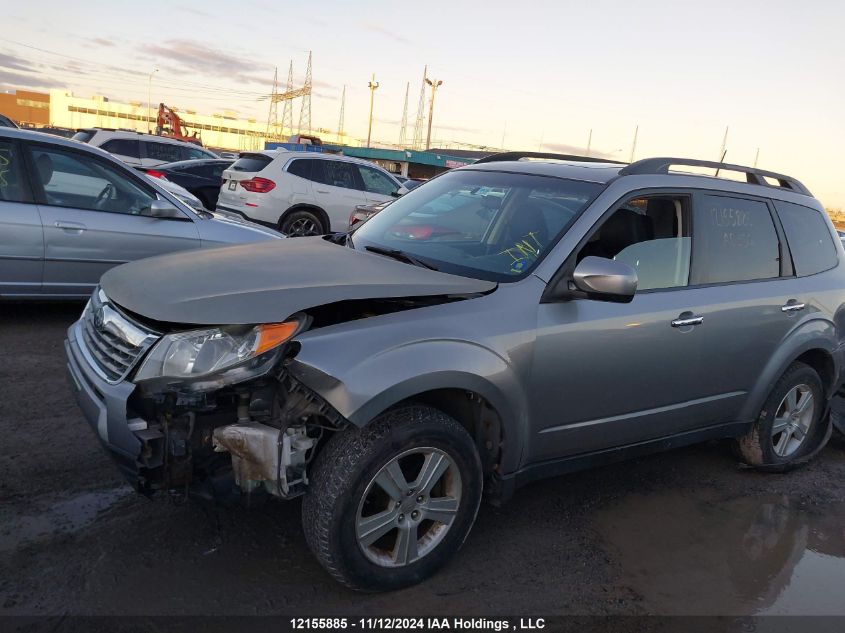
xmin=0 ymin=137 xmax=43 ymax=296
xmin=25 ymin=142 xmax=201 ymax=297
xmin=355 ymin=163 xmax=401 ymax=205
xmin=140 ymin=140 xmax=183 ymax=168
xmin=311 ymin=159 xmax=366 ymax=231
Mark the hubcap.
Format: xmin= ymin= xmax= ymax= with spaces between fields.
xmin=286 ymin=217 xmax=321 ymax=236
xmin=356 ymin=447 xmax=462 ymax=568
xmin=771 ymin=384 xmax=815 ymax=457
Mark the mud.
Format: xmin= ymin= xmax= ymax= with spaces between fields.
xmin=1 ymin=302 xmax=844 ymax=616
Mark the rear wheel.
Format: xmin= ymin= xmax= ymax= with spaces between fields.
xmin=279 ymin=209 xmax=325 ymax=236
xmin=301 ymin=406 xmax=483 ymax=591
xmin=736 ymin=362 xmax=826 ymax=469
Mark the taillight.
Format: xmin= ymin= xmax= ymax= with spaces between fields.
xmin=146 ymin=169 xmax=168 ymax=180
xmin=239 ymin=177 xmax=276 ymax=193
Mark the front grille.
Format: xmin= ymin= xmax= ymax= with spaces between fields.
xmin=78 ymin=289 xmax=159 ymax=383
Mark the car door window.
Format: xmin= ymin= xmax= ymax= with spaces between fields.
xmin=184 ymin=146 xmax=211 ymax=160
xmin=29 ymin=146 xmax=156 ymax=215
xmin=357 ymin=165 xmax=398 ymax=196
xmin=690 ymin=194 xmax=780 ymax=285
xmin=318 ymin=160 xmax=359 ymax=190
xmin=287 ymin=158 xmax=313 ymax=180
xmin=144 ymin=141 xmax=183 ymax=164
xmin=774 ymin=200 xmax=838 ymax=276
xmin=99 ymin=139 xmax=141 ymax=160
xmin=577 ymin=195 xmax=691 ymax=290
xmin=0 ymin=139 xmax=33 ymax=202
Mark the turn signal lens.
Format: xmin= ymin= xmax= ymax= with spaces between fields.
xmin=256 ymin=321 xmax=299 ymax=354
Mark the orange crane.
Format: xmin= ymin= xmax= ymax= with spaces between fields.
xmin=155 ymin=103 xmax=203 ymax=146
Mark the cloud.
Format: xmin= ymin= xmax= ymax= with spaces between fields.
xmin=436 ymin=122 xmax=479 ymax=134
xmin=0 ymin=68 xmax=52 ymax=89
xmin=139 ymin=39 xmax=270 ymax=86
xmin=543 ymin=141 xmax=616 ymax=159
xmin=360 ymin=23 xmax=413 ymax=45
xmin=0 ymin=51 xmax=37 ymax=73
xmin=92 ymin=38 xmax=116 ymax=47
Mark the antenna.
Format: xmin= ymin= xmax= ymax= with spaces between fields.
xmin=629 ymin=124 xmax=638 ymax=163
xmin=337 ymin=84 xmax=346 ymax=143
xmin=412 ymin=65 xmax=427 ymax=150
xmin=399 ymin=82 xmax=409 ymax=148
xmin=586 ymin=129 xmax=592 ymax=157
xmin=298 ymin=51 xmax=312 ymax=134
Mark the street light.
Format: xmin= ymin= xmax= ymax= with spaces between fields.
xmin=366 ymin=73 xmax=379 ymax=148
xmin=147 ymin=68 xmax=159 ymax=133
xmin=424 ymin=76 xmax=442 ymax=151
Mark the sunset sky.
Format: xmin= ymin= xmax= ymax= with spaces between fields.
xmin=2 ymin=0 xmax=843 ymax=208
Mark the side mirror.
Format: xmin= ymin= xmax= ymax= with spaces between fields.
xmin=391 ymin=186 xmax=409 ymax=198
xmin=572 ymin=256 xmax=637 ymax=303
xmin=143 ymin=199 xmax=185 ymax=219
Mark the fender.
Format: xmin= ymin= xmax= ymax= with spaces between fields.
xmin=739 ymin=316 xmax=842 ymax=424
xmin=287 ymin=338 xmax=529 ymax=475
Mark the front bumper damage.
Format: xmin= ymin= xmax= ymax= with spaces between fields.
xmin=65 ymin=320 xmax=346 ymax=502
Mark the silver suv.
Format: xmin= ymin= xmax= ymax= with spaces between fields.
xmin=72 ymin=128 xmax=218 ymax=168
xmin=65 ymin=151 xmax=845 ymax=591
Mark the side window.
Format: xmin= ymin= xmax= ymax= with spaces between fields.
xmin=357 ymin=165 xmax=398 ymax=196
xmin=577 ymin=195 xmax=691 ymax=291
xmin=318 ymin=160 xmax=359 ymax=190
xmin=99 ymin=139 xmax=141 ymax=160
xmin=0 ymin=140 xmax=33 ymax=202
xmin=28 ymin=146 xmax=156 ymax=215
xmin=691 ymin=194 xmax=780 ymax=285
xmin=184 ymin=146 xmax=211 ymax=161
xmin=287 ymin=159 xmax=313 ymax=180
xmin=774 ymin=200 xmax=838 ymax=276
xmin=144 ymin=141 xmax=182 ymax=164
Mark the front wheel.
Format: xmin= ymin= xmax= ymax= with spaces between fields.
xmin=301 ymin=406 xmax=483 ymax=591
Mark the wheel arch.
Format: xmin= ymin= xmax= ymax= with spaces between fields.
xmin=739 ymin=318 xmax=841 ymax=423
xmin=279 ymin=203 xmax=331 ymax=234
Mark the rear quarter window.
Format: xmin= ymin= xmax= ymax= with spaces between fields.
xmin=231 ymin=154 xmax=273 ymax=172
xmin=775 ymin=200 xmax=838 ymax=276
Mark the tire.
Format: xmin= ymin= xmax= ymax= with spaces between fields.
xmin=301 ymin=406 xmax=483 ymax=591
xmin=735 ymin=362 xmax=826 ymax=470
xmin=279 ymin=209 xmax=325 ymax=237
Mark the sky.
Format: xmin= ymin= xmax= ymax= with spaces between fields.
xmin=2 ymin=0 xmax=844 ymax=208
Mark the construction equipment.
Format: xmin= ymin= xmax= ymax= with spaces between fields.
xmin=156 ymin=103 xmax=203 ymax=146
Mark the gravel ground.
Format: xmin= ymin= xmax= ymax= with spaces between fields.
xmin=1 ymin=302 xmax=844 ymax=617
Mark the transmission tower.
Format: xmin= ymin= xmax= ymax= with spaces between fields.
xmin=298 ymin=51 xmax=312 ymax=135
xmin=281 ymin=61 xmax=294 ymax=137
xmin=265 ymin=67 xmax=280 ymax=141
xmin=337 ymin=85 xmax=346 ymax=143
xmin=412 ymin=65 xmax=427 ymax=150
xmin=399 ymin=82 xmax=409 ymax=147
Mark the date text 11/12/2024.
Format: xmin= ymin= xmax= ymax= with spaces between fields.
xmin=290 ymin=617 xmax=546 ymax=631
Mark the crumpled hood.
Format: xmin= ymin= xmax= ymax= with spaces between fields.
xmin=100 ymin=237 xmax=496 ymax=325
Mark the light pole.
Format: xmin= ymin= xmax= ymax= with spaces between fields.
xmin=424 ymin=76 xmax=442 ymax=150
xmin=147 ymin=68 xmax=158 ymax=133
xmin=366 ymin=73 xmax=379 ymax=148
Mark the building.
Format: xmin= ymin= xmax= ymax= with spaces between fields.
xmin=0 ymin=90 xmax=50 ymax=126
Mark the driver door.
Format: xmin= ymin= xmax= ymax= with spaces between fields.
xmin=24 ymin=142 xmax=201 ymax=297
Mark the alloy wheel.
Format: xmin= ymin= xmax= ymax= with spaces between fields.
xmin=286 ymin=217 xmax=321 ymax=236
xmin=771 ymin=384 xmax=815 ymax=457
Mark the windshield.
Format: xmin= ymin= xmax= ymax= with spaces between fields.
xmin=351 ymin=169 xmax=602 ymax=282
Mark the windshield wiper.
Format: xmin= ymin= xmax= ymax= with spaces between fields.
xmin=364 ymin=245 xmax=438 ymax=271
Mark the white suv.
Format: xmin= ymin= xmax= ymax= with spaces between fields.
xmin=72 ymin=129 xmax=218 ymax=168
xmin=217 ymin=151 xmax=405 ymax=235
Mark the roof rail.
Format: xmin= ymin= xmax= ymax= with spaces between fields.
xmin=619 ymin=157 xmax=811 ymax=196
xmin=475 ymin=151 xmax=626 ymax=165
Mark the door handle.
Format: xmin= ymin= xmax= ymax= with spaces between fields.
xmin=315 ymin=189 xmax=330 ymax=194
xmin=671 ymin=314 xmax=704 ymax=327
xmin=55 ymin=221 xmax=87 ymax=232
xmin=781 ymin=301 xmax=806 ymax=313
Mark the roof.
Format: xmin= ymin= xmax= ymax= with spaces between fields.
xmin=465 ymin=158 xmax=623 ymax=184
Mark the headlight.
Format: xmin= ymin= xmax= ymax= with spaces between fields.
xmin=135 ymin=321 xmax=300 ymax=382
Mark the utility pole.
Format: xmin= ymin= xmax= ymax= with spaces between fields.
xmin=399 ymin=82 xmax=410 ymax=147
xmin=629 ymin=124 xmax=639 ymax=163
xmin=266 ymin=67 xmax=279 ymax=140
xmin=366 ymin=73 xmax=379 ymax=148
xmin=298 ymin=51 xmax=312 ymax=135
xmin=586 ymin=128 xmax=592 ymax=157
xmin=147 ymin=67 xmax=158 ymax=133
xmin=424 ymin=76 xmax=442 ymax=150
xmin=412 ymin=66 xmax=427 ymax=150
xmin=337 ymin=85 xmax=346 ymax=143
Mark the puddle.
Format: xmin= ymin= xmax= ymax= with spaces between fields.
xmin=594 ymin=491 xmax=845 ymax=615
xmin=0 ymin=486 xmax=133 ymax=552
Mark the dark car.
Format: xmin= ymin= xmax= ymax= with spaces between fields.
xmin=145 ymin=158 xmax=233 ymax=210
xmin=0 ymin=114 xmax=19 ymax=128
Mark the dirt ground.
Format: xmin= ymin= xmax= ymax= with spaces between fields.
xmin=2 ymin=302 xmax=845 ymax=617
